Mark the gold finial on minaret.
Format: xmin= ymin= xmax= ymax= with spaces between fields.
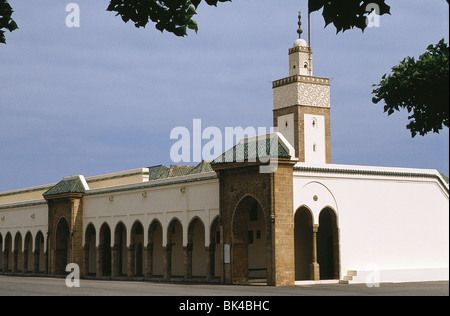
xmin=297 ymin=11 xmax=303 ymax=39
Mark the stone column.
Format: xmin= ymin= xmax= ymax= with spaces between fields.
xmin=145 ymin=243 xmax=153 ymax=278
xmin=12 ymin=249 xmax=18 ymax=273
xmin=310 ymin=224 xmax=320 ymax=281
xmin=33 ymin=250 xmax=39 ymax=274
xmin=3 ymin=251 xmax=8 ymax=272
xmin=22 ymin=250 xmax=28 ymax=274
xmin=206 ymin=245 xmax=214 ymax=281
xmin=184 ymin=245 xmax=192 ymax=280
xmin=111 ymin=246 xmax=119 ymax=278
xmin=163 ymin=245 xmax=171 ymax=279
xmin=127 ymin=245 xmax=135 ymax=278
xmin=96 ymin=245 xmax=103 ymax=277
xmin=83 ymin=245 xmax=89 ymax=276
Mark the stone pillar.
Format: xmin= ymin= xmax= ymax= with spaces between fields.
xmin=164 ymin=245 xmax=171 ymax=279
xmin=12 ymin=249 xmax=17 ymax=273
xmin=184 ymin=245 xmax=192 ymax=280
xmin=206 ymin=245 xmax=214 ymax=280
xmin=83 ymin=245 xmax=89 ymax=276
xmin=145 ymin=243 xmax=153 ymax=278
xmin=22 ymin=250 xmax=28 ymax=274
xmin=3 ymin=251 xmax=8 ymax=272
xmin=127 ymin=245 xmax=135 ymax=278
xmin=111 ymin=247 xmax=119 ymax=278
xmin=96 ymin=245 xmax=103 ymax=277
xmin=33 ymin=250 xmax=39 ymax=274
xmin=310 ymin=224 xmax=320 ymax=281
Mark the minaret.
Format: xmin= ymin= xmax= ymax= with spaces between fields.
xmin=273 ymin=12 xmax=331 ymax=164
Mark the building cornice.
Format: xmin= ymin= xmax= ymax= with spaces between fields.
xmin=294 ymin=164 xmax=449 ymax=194
xmin=273 ymin=75 xmax=329 ymax=89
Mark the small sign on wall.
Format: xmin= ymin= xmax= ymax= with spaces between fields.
xmin=224 ymin=244 xmax=230 ymax=264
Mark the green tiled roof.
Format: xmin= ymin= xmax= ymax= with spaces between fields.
xmin=211 ymin=134 xmax=291 ymax=165
xmin=146 ymin=161 xmax=214 ymax=180
xmin=189 ymin=160 xmax=213 ymax=174
xmin=148 ymin=165 xmax=169 ymax=180
xmin=43 ymin=176 xmax=86 ymax=197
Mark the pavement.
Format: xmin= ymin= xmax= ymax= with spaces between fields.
xmin=0 ymin=275 xmax=448 ymax=297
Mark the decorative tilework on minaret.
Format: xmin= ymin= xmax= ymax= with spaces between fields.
xmin=273 ymin=14 xmax=331 ymax=164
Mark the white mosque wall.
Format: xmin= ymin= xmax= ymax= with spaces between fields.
xmin=82 ymin=174 xmax=220 ymax=248
xmin=293 ymin=163 xmax=449 ymax=283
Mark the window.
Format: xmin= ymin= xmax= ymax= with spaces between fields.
xmin=248 ymin=231 xmax=254 ymax=244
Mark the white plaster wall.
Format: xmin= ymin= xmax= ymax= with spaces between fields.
xmin=0 ymin=203 xmax=48 ymax=252
xmin=82 ymin=177 xmax=220 ymax=248
xmin=277 ymin=113 xmax=295 ymax=153
xmin=293 ymin=166 xmax=449 ymax=283
xmin=304 ymin=114 xmax=326 ymax=164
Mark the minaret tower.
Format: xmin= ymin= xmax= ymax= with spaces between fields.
xmin=273 ymin=12 xmax=331 ymax=164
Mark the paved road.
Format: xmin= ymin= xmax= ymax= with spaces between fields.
xmin=0 ymin=275 xmax=448 ymax=297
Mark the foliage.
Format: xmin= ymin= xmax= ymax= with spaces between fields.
xmin=0 ymin=0 xmax=18 ymax=44
xmin=308 ymin=0 xmax=390 ymax=33
xmin=372 ymin=39 xmax=449 ymax=137
xmin=106 ymin=0 xmax=230 ymax=37
xmin=0 ymin=0 xmax=391 ymax=43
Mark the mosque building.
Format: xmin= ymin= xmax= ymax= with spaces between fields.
xmin=0 ymin=17 xmax=448 ymax=286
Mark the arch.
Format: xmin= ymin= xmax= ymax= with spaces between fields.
xmin=317 ymin=207 xmax=340 ymax=280
xmin=148 ymin=219 xmax=164 ymax=277
xmin=24 ymin=232 xmax=33 ymax=273
xmin=4 ymin=232 xmax=12 ymax=272
xmin=130 ymin=220 xmax=144 ymax=277
xmin=209 ymin=215 xmax=221 ymax=279
xmin=34 ymin=231 xmax=46 ymax=274
xmin=187 ymin=217 xmax=206 ymax=278
xmin=113 ymin=222 xmax=127 ymax=276
xmin=166 ymin=218 xmax=183 ymax=278
xmin=296 ymin=181 xmax=338 ymax=225
xmin=85 ymin=223 xmax=96 ymax=276
xmin=14 ymin=232 xmax=23 ymax=273
xmin=294 ymin=206 xmax=313 ymax=280
xmin=55 ymin=218 xmax=70 ymax=275
xmin=231 ymin=195 xmax=268 ymax=283
xmin=99 ymin=223 xmax=112 ymax=277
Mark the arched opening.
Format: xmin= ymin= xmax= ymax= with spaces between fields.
xmin=99 ymin=223 xmax=111 ymax=277
xmin=24 ymin=232 xmax=33 ymax=273
xmin=14 ymin=232 xmax=22 ymax=273
xmin=114 ymin=222 xmax=127 ymax=276
xmin=188 ymin=217 xmax=206 ymax=278
xmin=55 ymin=218 xmax=70 ymax=275
xmin=4 ymin=233 xmax=12 ymax=272
xmin=148 ymin=220 xmax=163 ymax=277
xmin=34 ymin=231 xmax=45 ymax=274
xmin=232 ymin=196 xmax=267 ymax=283
xmin=85 ymin=224 xmax=96 ymax=276
xmin=130 ymin=221 xmax=144 ymax=277
xmin=294 ymin=206 xmax=313 ymax=280
xmin=209 ymin=216 xmax=221 ymax=279
xmin=167 ymin=218 xmax=183 ymax=278
xmin=318 ymin=207 xmax=339 ymax=280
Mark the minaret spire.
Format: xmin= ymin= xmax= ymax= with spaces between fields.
xmin=297 ymin=11 xmax=303 ymax=39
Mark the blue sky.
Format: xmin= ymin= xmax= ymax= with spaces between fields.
xmin=0 ymin=0 xmax=449 ymax=192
